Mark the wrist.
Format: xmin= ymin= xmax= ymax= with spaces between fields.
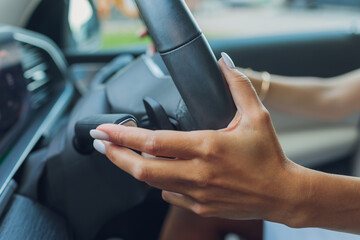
xmin=266 ymin=161 xmax=314 ymax=228
xmin=285 ymin=169 xmax=360 ymax=232
xmin=285 ymin=165 xmax=314 ymax=228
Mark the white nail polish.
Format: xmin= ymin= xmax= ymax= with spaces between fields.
xmin=221 ymin=52 xmax=235 ymax=69
xmin=90 ymin=129 xmax=110 ymax=141
xmin=93 ymin=139 xmax=106 ymax=155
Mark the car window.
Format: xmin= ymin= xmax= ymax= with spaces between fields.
xmin=95 ymin=0 xmax=360 ymax=50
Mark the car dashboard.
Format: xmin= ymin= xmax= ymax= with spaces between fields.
xmin=0 ymin=26 xmax=73 ymax=206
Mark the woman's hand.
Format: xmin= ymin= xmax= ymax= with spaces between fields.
xmin=90 ymin=54 xmax=306 ymax=224
xmin=137 ymin=29 xmax=156 ymax=55
xmin=95 ymin=0 xmax=113 ymax=19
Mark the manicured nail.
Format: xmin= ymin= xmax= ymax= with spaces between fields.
xmin=93 ymin=139 xmax=106 ymax=155
xmin=221 ymin=52 xmax=235 ymax=69
xmin=90 ymin=129 xmax=109 ymax=141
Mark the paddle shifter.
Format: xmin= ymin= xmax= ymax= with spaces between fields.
xmin=73 ymin=114 xmax=137 ymax=154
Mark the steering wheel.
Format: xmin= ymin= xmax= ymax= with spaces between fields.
xmin=135 ymin=0 xmax=236 ymax=130
xmin=42 ymin=1 xmax=237 ymax=239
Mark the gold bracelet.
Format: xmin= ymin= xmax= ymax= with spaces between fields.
xmin=259 ymin=71 xmax=271 ymax=102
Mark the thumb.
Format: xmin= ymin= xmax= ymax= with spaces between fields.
xmin=219 ymin=53 xmax=261 ymax=113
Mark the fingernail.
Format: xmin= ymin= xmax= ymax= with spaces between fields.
xmin=93 ymin=139 xmax=106 ymax=155
xmin=90 ymin=129 xmax=109 ymax=141
xmin=221 ymin=52 xmax=235 ymax=69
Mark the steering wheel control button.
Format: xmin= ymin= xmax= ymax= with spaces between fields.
xmin=73 ymin=114 xmax=138 ymax=154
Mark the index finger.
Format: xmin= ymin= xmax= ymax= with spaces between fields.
xmin=96 ymin=124 xmax=202 ymax=158
xmin=102 ymin=141 xmax=198 ymax=187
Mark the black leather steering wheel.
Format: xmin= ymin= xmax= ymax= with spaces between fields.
xmin=135 ymin=0 xmax=236 ymax=130
xmin=42 ymin=2 xmax=238 ymax=239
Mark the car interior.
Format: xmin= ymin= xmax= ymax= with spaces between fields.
xmin=0 ymin=0 xmax=360 ymax=239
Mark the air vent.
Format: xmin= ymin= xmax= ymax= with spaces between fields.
xmin=20 ymin=43 xmax=51 ymax=109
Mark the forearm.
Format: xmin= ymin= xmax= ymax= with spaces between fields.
xmin=243 ymin=69 xmax=360 ymax=120
xmin=261 ymin=76 xmax=332 ymax=119
xmin=282 ymin=164 xmax=360 ymax=234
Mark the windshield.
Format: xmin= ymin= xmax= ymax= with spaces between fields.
xmin=95 ymin=0 xmax=360 ymax=50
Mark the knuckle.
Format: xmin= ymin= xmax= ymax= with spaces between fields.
xmin=190 ymin=163 xmax=215 ymax=188
xmin=193 ymin=172 xmax=211 ymax=188
xmin=253 ymin=108 xmax=271 ymax=124
xmin=111 ymin=130 xmax=124 ymax=145
xmin=133 ymin=162 xmax=150 ymax=181
xmin=192 ymin=204 xmax=211 ymax=217
xmin=192 ymin=191 xmax=210 ymax=204
xmin=230 ymin=72 xmax=251 ymax=85
xmin=144 ymin=134 xmax=160 ymax=156
xmin=200 ymin=132 xmax=221 ymax=159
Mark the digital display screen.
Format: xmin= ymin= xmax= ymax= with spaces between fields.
xmin=0 ymin=33 xmax=27 ymax=158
